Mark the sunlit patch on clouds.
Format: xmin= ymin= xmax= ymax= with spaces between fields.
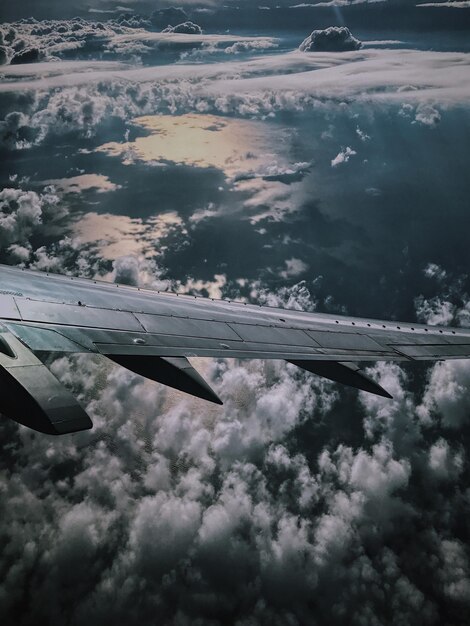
xmin=72 ymin=211 xmax=186 ymax=261
xmin=95 ymin=113 xmax=293 ymax=180
xmin=44 ymin=173 xmax=121 ymax=194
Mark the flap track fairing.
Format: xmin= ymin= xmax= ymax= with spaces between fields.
xmin=287 ymin=360 xmax=393 ymax=399
xmin=107 ymin=355 xmax=223 ymax=405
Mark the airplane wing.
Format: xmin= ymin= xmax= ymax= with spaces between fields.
xmin=1 ymin=263 xmax=470 ymax=435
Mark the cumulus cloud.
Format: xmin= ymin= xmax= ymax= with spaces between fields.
xmin=0 ymin=186 xmax=66 ymax=253
xmin=414 ymin=103 xmax=441 ymax=127
xmin=0 ymin=17 xmax=150 ymax=66
xmin=415 ymin=295 xmax=455 ymax=326
xmin=162 ymin=21 xmax=203 ymax=35
xmin=424 ymin=262 xmax=447 ymax=282
xmin=279 ymin=257 xmax=309 ymax=278
xmin=331 ymin=146 xmax=356 ymax=166
xmin=428 ymin=438 xmax=464 ymax=480
xmin=0 ymin=184 xmax=116 ymax=276
xmin=111 ymin=254 xmax=141 ymax=286
xmin=0 ymin=340 xmax=416 ymax=624
xmin=10 ymin=47 xmax=41 ymax=64
xmin=0 ymin=16 xmax=276 ymax=68
xmin=249 ymin=279 xmax=318 ymax=311
xmin=417 ymin=359 xmax=470 ymax=428
xmin=439 ymin=539 xmax=470 ymax=604
xmin=299 ymin=26 xmax=362 ymax=52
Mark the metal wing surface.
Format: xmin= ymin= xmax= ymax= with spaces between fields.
xmin=1 ymin=264 xmax=470 ymax=435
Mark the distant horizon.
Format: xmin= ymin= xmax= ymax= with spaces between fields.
xmin=2 ymin=0 xmax=470 ymax=31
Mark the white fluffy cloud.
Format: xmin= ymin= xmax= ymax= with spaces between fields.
xmin=419 ymin=1 xmax=470 ymax=7
xmin=279 ymin=257 xmax=309 ymax=278
xmin=0 ymin=186 xmax=66 ymax=252
xmin=299 ymin=26 xmax=362 ymax=53
xmin=418 ymin=359 xmax=470 ymax=429
xmin=331 ymin=146 xmax=356 ymax=166
xmin=162 ymin=21 xmax=202 ymax=35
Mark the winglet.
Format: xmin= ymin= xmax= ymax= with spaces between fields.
xmin=108 ymin=355 xmax=223 ymax=405
xmin=287 ymin=360 xmax=393 ymax=399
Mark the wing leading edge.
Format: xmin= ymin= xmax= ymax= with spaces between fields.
xmin=1 ymin=264 xmax=470 ymax=434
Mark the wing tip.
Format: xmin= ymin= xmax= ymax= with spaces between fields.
xmin=209 ymin=396 xmax=224 ymax=407
xmin=374 ymin=387 xmax=393 ymax=400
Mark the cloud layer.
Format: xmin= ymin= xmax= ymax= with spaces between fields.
xmin=1 ymin=338 xmax=470 ymax=624
xmin=1 ymin=47 xmax=470 ymax=157
xmin=1 ymin=16 xmax=470 ymax=626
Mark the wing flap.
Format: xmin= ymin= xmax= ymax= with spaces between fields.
xmin=392 ymin=343 xmax=470 ymax=359
xmin=307 ymin=331 xmax=393 ymax=352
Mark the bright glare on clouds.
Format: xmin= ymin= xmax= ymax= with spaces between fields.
xmin=45 ymin=174 xmax=122 ymax=194
xmin=95 ymin=113 xmax=289 ymax=179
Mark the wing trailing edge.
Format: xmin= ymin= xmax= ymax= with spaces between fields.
xmin=288 ymin=360 xmax=393 ymax=399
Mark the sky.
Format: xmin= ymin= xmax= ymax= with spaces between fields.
xmin=1 ymin=2 xmax=470 ymax=625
